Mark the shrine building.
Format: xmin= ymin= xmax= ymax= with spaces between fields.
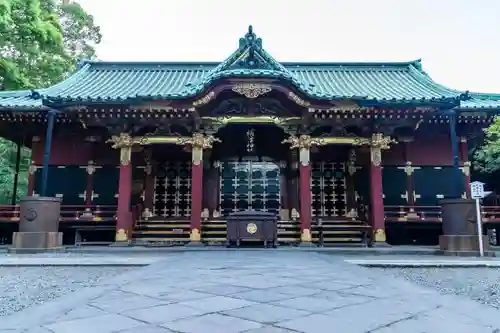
xmin=1 ymin=26 xmax=500 ymax=247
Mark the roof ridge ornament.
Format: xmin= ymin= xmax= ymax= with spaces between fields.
xmin=239 ymin=25 xmax=262 ymax=50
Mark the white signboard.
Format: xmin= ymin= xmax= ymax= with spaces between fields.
xmin=470 ymin=181 xmax=485 ymax=257
xmin=470 ymin=181 xmax=485 ymax=199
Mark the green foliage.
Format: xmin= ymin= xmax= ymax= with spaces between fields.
xmin=0 ymin=0 xmax=101 ymax=202
xmin=0 ymin=140 xmax=31 ymax=204
xmin=474 ymin=116 xmax=500 ymax=174
xmin=0 ymin=0 xmax=101 ymax=90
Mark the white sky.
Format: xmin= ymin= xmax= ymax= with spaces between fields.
xmin=76 ymin=0 xmax=500 ymax=93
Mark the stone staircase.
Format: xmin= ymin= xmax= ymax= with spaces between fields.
xmin=133 ymin=217 xmax=190 ymax=245
xmin=312 ymin=217 xmax=372 ymax=246
xmin=133 ymin=216 xmax=371 ymax=246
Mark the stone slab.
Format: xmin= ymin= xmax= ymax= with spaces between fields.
xmin=345 ymin=259 xmax=500 ymax=267
xmin=0 ymin=251 xmax=499 ymax=332
xmin=0 ymin=256 xmax=161 ymax=266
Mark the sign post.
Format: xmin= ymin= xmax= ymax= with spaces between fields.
xmin=470 ymin=181 xmax=485 ymax=257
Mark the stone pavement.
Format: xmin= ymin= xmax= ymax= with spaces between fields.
xmin=1 ymin=251 xmax=500 ymax=333
xmin=0 ymin=256 xmax=161 ymax=266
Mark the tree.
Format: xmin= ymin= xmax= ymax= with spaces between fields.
xmin=0 ymin=0 xmax=101 ymax=90
xmin=474 ymin=116 xmax=500 ymax=174
xmin=0 ymin=0 xmax=101 ymax=202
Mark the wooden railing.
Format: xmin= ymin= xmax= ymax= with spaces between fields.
xmin=0 ymin=205 xmax=117 ymax=223
xmin=384 ymin=205 xmax=500 ymax=223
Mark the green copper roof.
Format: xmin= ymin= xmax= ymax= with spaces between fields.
xmin=0 ymin=26 xmax=497 ymax=111
xmin=0 ymin=90 xmax=47 ymax=110
xmin=458 ymin=92 xmax=500 ymax=109
xmin=29 ymin=26 xmax=467 ymax=105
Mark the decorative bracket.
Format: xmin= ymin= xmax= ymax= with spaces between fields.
xmin=176 ymin=133 xmax=221 ymax=165
xmin=232 ymin=83 xmax=271 ymax=99
xmin=369 ymin=133 xmax=396 ymax=167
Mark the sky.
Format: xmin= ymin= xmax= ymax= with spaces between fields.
xmin=76 ymin=0 xmax=500 ymax=93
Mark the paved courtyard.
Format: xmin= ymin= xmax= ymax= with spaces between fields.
xmin=1 ymin=251 xmax=500 ymax=333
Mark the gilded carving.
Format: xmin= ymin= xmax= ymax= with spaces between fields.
xmin=347 ymin=149 xmax=357 ymax=176
xmin=190 ymin=228 xmax=201 ymax=242
xmin=115 ymin=228 xmax=128 ymax=242
xmin=369 ymin=133 xmax=396 ymax=167
xmin=404 ymin=161 xmax=415 ymax=176
xmin=246 ymin=222 xmax=258 ymax=234
xmin=282 ymin=135 xmax=325 ymax=150
xmin=144 ymin=162 xmax=152 ymax=176
xmin=28 ymin=161 xmax=37 ymax=175
xmin=177 ymin=133 xmax=221 ymax=165
xmin=301 ymin=229 xmax=312 ymax=243
xmin=193 ymin=91 xmax=216 ymax=106
xmin=282 ymin=135 xmax=325 ymax=166
xmin=106 ymin=133 xmax=134 ymax=149
xmin=374 ymin=228 xmax=386 ymax=242
xmin=232 ymin=83 xmax=272 ymax=99
xmin=288 ymin=92 xmax=311 ymax=107
xmin=462 ymin=161 xmax=471 ymax=177
xmin=86 ymin=160 xmax=96 ymax=175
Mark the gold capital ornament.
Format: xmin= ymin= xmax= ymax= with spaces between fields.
xmin=177 ymin=133 xmax=221 ymax=165
xmin=106 ymin=133 xmax=134 ymax=166
xmin=282 ymin=135 xmax=325 ymax=166
xmin=28 ymin=161 xmax=37 ymax=175
xmin=86 ymin=160 xmax=96 ymax=175
xmin=232 ymin=83 xmax=272 ymax=99
xmin=369 ymin=133 xmax=396 ymax=167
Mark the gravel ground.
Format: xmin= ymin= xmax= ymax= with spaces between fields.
xmin=0 ymin=267 xmax=130 ymax=317
xmin=380 ymin=267 xmax=500 ymax=309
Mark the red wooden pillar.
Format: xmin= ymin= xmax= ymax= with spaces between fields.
xmin=299 ymin=155 xmax=312 ymax=243
xmin=115 ymin=141 xmax=133 ymax=243
xmin=142 ymin=161 xmax=155 ymax=215
xmin=84 ymin=160 xmax=96 ymax=207
xmin=185 ymin=133 xmax=219 ymax=244
xmin=370 ymin=147 xmax=386 ymax=243
xmin=296 ymin=135 xmax=316 ymax=244
xmin=190 ymin=147 xmax=203 ymax=243
xmin=27 ymin=136 xmax=41 ymax=196
xmin=460 ymin=137 xmax=471 ymax=197
xmin=369 ymin=134 xmax=394 ymax=244
xmin=27 ymin=161 xmax=37 ymax=196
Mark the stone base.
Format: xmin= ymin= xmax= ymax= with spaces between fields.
xmin=298 ymin=241 xmax=316 ymax=247
xmin=8 ymin=247 xmax=65 ymax=254
xmin=436 ymin=249 xmax=496 ymax=257
xmin=186 ymin=241 xmax=204 ymax=247
xmin=372 ymin=242 xmax=391 ymax=248
xmin=10 ymin=232 xmax=63 ymax=252
xmin=439 ymin=235 xmax=490 ymax=252
xmin=109 ymin=241 xmax=132 ymax=247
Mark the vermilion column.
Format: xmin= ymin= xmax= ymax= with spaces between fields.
xmin=460 ymin=137 xmax=471 ymax=197
xmin=113 ymin=135 xmax=133 ymax=243
xmin=84 ymin=160 xmax=96 ymax=207
xmin=190 ymin=149 xmax=203 ymax=243
xmin=299 ymin=154 xmax=312 ymax=243
xmin=283 ymin=135 xmax=320 ymax=245
xmin=143 ymin=161 xmax=155 ymax=214
xmin=369 ymin=134 xmax=393 ymax=244
xmin=27 ymin=161 xmax=37 ymax=196
xmin=186 ymin=133 xmax=219 ymax=244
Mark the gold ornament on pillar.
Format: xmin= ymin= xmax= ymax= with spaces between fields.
xmin=106 ymin=133 xmax=134 ymax=166
xmin=28 ymin=161 xmax=37 ymax=175
xmin=462 ymin=161 xmax=471 ymax=177
xmin=85 ymin=160 xmax=96 ymax=175
xmin=369 ymin=133 xmax=396 ymax=167
xmin=282 ymin=135 xmax=325 ymax=166
xmin=347 ymin=149 xmax=357 ymax=175
xmin=374 ymin=228 xmax=386 ymax=242
xmin=177 ymin=133 xmax=221 ymax=165
xmin=301 ymin=228 xmax=312 ymax=242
